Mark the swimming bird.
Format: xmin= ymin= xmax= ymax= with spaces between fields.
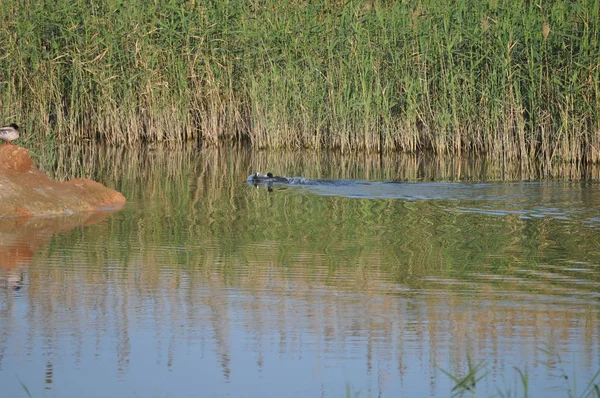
xmin=251 ymin=172 xmax=289 ymax=184
xmin=266 ymin=172 xmax=289 ymax=183
xmin=0 ymin=123 xmax=20 ymax=145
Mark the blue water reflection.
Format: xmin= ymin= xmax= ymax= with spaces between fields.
xmin=1 ymin=149 xmax=600 ymax=397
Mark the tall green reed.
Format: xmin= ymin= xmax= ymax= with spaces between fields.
xmin=0 ymin=0 xmax=598 ymax=162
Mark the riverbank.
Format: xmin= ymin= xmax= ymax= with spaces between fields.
xmin=1 ymin=0 xmax=598 ymax=162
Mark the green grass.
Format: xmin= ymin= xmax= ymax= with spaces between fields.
xmin=439 ymin=345 xmax=600 ymax=398
xmin=1 ymin=0 xmax=599 ymax=162
xmin=345 ymin=346 xmax=600 ymax=397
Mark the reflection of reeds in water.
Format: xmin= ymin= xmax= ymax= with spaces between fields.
xmin=2 ymin=0 xmax=599 ymax=163
xmin=29 ymin=144 xmax=600 ymax=185
xmin=26 ymin=144 xmax=600 ymax=298
xmin=13 ymin=144 xmax=599 ymax=367
xmin=11 ymin=248 xmax=600 ymax=391
xmin=2 ymin=142 xmax=599 ymax=392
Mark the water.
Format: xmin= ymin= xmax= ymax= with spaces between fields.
xmin=1 ymin=146 xmax=600 ymax=397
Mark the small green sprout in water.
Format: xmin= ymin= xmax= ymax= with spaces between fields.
xmin=438 ymin=355 xmax=489 ymax=397
xmin=437 ymin=345 xmax=600 ymax=398
xmin=16 ymin=376 xmax=32 ymax=398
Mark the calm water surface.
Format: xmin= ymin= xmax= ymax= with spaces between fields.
xmin=1 ymin=147 xmax=600 ymax=397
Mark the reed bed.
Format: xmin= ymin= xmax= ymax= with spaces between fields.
xmin=1 ymin=0 xmax=599 ymax=162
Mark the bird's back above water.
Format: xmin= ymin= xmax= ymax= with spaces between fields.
xmin=249 ymin=172 xmax=290 ymax=185
xmin=0 ymin=123 xmax=20 ymax=144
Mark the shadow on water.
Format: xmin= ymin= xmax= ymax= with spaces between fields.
xmin=1 ymin=144 xmax=600 ymax=397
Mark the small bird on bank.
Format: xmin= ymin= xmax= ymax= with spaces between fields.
xmin=0 ymin=123 xmax=20 ymax=145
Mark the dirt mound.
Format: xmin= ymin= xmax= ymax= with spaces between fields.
xmin=0 ymin=145 xmax=126 ymax=218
